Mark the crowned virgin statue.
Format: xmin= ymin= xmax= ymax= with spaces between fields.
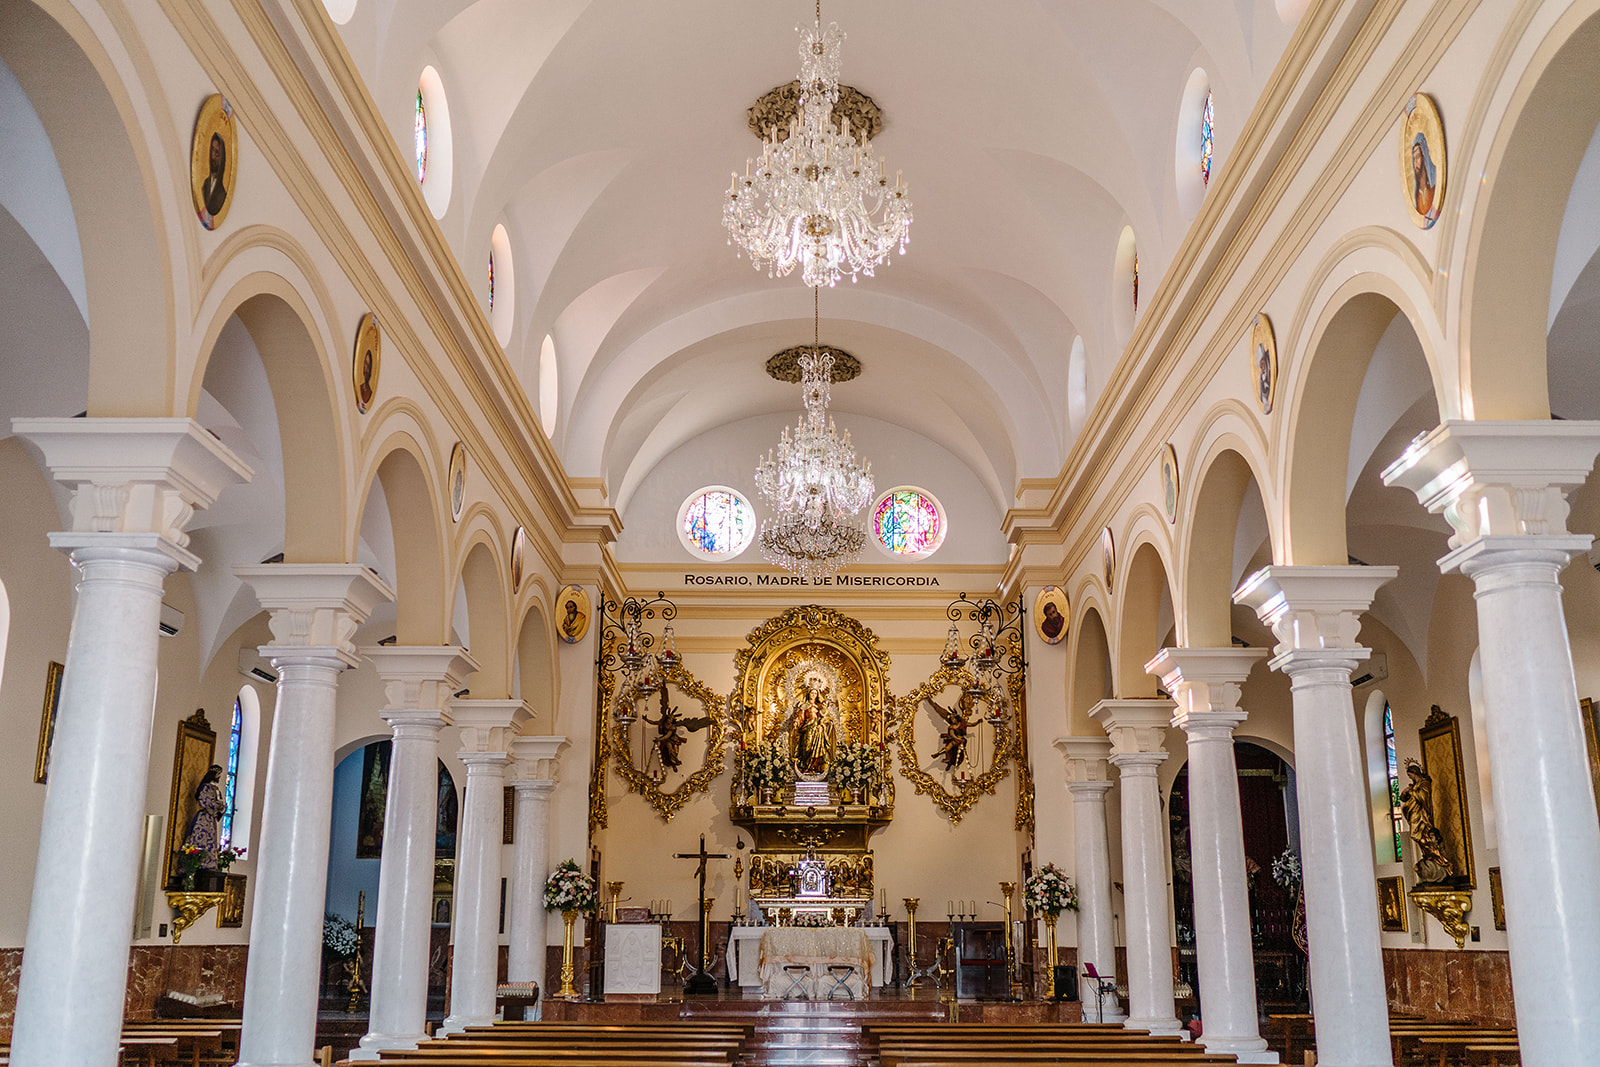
xmin=788 ymin=673 xmax=836 ymax=780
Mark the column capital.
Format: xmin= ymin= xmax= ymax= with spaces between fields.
xmin=452 ymin=698 xmax=533 ymax=753
xmin=364 ymin=645 xmax=480 ymax=720
xmin=510 ymin=734 xmax=569 ymax=783
xmin=1381 ymin=420 xmax=1600 ymax=555
xmin=1234 ymin=564 xmax=1396 ymax=664
xmin=1055 ymin=736 xmax=1112 ymax=784
xmin=236 ymin=564 xmax=395 ymax=669
xmin=1144 ymin=647 xmax=1266 ymax=734
xmin=15 ymin=416 xmax=252 ymax=571
xmin=1089 ymin=698 xmax=1172 ymax=760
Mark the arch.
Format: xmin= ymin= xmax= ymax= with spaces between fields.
xmin=192 ymin=275 xmax=346 ymax=561
xmin=454 ymin=537 xmax=510 ymax=698
xmin=1116 ymin=537 xmax=1176 ymax=698
xmin=1182 ymin=428 xmax=1273 ymax=647
xmin=1458 ymin=3 xmax=1600 ymax=419
xmin=354 ymin=431 xmax=449 ymax=645
xmin=1280 ymin=280 xmax=1442 ymax=564
xmin=1069 ymin=605 xmax=1113 ymax=735
xmin=0 ymin=0 xmax=172 ymax=416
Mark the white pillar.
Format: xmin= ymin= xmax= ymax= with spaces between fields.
xmin=8 ymin=419 xmax=249 ymax=1067
xmin=233 ymin=566 xmax=393 ymax=1067
xmin=1147 ymin=648 xmax=1274 ymax=1063
xmin=353 ymin=647 xmax=478 ymax=1059
xmin=507 ymin=736 xmax=568 ymax=986
xmin=1056 ymin=737 xmax=1123 ymax=1023
xmin=1236 ymin=565 xmax=1397 ymax=1067
xmin=1091 ymin=699 xmax=1181 ymax=1036
xmin=1384 ymin=420 xmax=1600 ymax=1067
xmin=441 ymin=700 xmax=530 ymax=1033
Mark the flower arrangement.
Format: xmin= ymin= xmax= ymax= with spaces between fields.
xmin=1271 ymin=847 xmax=1302 ymax=889
xmin=217 ymin=845 xmax=246 ymax=871
xmin=744 ymin=741 xmax=792 ymax=793
xmin=323 ymin=913 xmax=359 ymax=958
xmin=1023 ymin=862 xmax=1079 ymax=916
xmin=831 ymin=742 xmax=881 ymax=792
xmin=543 ymin=858 xmax=599 ymax=914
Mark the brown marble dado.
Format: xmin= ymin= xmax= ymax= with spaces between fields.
xmin=0 ymin=945 xmax=248 ymax=1041
xmin=1383 ymin=947 xmax=1513 ymax=1025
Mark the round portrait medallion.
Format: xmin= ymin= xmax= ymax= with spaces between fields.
xmin=1034 ymin=586 xmax=1069 ymax=645
xmin=191 ymin=94 xmax=239 ymax=231
xmin=1250 ymin=312 xmax=1278 ymax=416
xmin=556 ymin=584 xmax=591 ymax=644
xmin=352 ymin=313 xmax=381 ymax=415
xmin=1400 ymin=93 xmax=1446 ymax=230
xmin=1101 ymin=526 xmax=1116 ymax=593
xmin=511 ymin=525 xmax=527 ymax=593
xmin=1161 ymin=443 xmax=1180 ymax=524
xmin=447 ymin=442 xmax=467 ymax=523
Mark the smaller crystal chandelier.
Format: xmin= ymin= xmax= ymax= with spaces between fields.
xmin=756 ymin=290 xmax=873 ymax=579
xmin=723 ymin=1 xmax=912 ymax=288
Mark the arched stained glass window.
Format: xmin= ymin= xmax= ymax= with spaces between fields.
xmin=414 ymin=89 xmax=428 ymax=182
xmin=1384 ymin=701 xmax=1402 ymax=862
xmin=679 ymin=487 xmax=755 ymax=559
xmin=1200 ymin=90 xmax=1215 ymax=187
xmin=220 ymin=698 xmax=242 ymax=850
xmin=872 ymin=488 xmax=945 ymax=558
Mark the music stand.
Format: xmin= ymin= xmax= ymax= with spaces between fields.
xmin=1083 ymin=961 xmax=1117 ymax=1023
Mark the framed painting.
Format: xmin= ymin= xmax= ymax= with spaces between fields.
xmin=1377 ymin=875 xmax=1407 ymax=932
xmin=163 ymin=710 xmax=218 ymax=890
xmin=1418 ymin=705 xmax=1475 ymax=889
xmin=33 ymin=660 xmax=64 ymax=784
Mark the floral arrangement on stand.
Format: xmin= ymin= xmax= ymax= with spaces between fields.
xmin=322 ymin=913 xmax=359 ymax=958
xmin=744 ymin=741 xmax=792 ymax=799
xmin=831 ymin=742 xmax=881 ymax=794
xmin=1023 ymin=862 xmax=1079 ymax=915
xmin=542 ymin=858 xmax=599 ymax=914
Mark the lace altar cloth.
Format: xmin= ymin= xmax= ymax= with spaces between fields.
xmin=758 ymin=927 xmax=872 ymax=999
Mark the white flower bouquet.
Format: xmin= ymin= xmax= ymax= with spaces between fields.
xmin=543 ymin=858 xmax=599 ymax=913
xmin=1023 ymin=862 xmax=1079 ymax=916
xmin=832 ymin=742 xmax=881 ymax=791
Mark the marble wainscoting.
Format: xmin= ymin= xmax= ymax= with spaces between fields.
xmin=1383 ymin=948 xmax=1513 ymax=1025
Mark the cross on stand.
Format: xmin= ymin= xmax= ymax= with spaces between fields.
xmin=674 ymin=834 xmax=729 ymax=995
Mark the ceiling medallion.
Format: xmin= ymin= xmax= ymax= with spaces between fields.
xmin=747 ymin=81 xmax=883 ymax=144
xmin=722 ymin=1 xmax=912 ymax=288
xmin=766 ymin=343 xmax=861 ymax=384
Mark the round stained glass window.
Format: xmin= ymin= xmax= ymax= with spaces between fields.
xmin=871 ymin=487 xmax=945 ymax=558
xmin=678 ymin=487 xmax=756 ymax=560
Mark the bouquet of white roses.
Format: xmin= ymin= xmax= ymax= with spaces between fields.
xmin=1023 ymin=862 xmax=1079 ymax=916
xmin=543 ymin=858 xmax=599 ymax=913
xmin=832 ymin=742 xmax=881 ymax=792
xmin=745 ymin=740 xmax=792 ymax=793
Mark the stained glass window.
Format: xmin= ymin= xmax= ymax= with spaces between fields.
xmin=1384 ymin=702 xmax=1402 ymax=862
xmin=220 ymin=698 xmax=242 ymax=850
xmin=488 ymin=251 xmax=495 ymax=312
xmin=681 ymin=488 xmax=754 ymax=557
xmin=414 ymin=89 xmax=427 ymax=182
xmin=873 ymin=489 xmax=943 ymax=556
xmin=1200 ymin=90 xmax=1215 ymax=187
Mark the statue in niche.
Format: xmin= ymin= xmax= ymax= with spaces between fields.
xmin=1401 ymin=757 xmax=1453 ymax=884
xmin=787 ymin=671 xmax=836 ymax=779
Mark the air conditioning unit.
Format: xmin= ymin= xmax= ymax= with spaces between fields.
xmin=237 ymin=648 xmax=277 ymax=685
xmin=1351 ymin=652 xmax=1388 ymax=688
xmin=158 ymin=602 xmax=184 ymax=637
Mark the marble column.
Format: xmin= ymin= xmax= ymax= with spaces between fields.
xmin=8 ymin=419 xmax=250 ymax=1067
xmin=1384 ymin=420 xmax=1600 ymax=1067
xmin=1090 ymin=699 xmax=1182 ymax=1036
xmin=440 ymin=700 xmax=531 ymax=1033
xmin=352 ymin=647 xmax=478 ymax=1059
xmin=506 ymin=736 xmax=568 ymax=987
xmin=233 ymin=565 xmax=394 ymax=1067
xmin=1055 ymin=737 xmax=1123 ymax=1023
xmin=1235 ymin=565 xmax=1397 ymax=1067
xmin=1146 ymin=648 xmax=1273 ymax=1063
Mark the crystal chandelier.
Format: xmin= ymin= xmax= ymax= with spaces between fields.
xmin=756 ymin=290 xmax=873 ymax=579
xmin=723 ymin=1 xmax=912 ymax=288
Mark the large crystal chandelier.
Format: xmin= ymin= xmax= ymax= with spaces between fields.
xmin=723 ymin=1 xmax=912 ymax=288
xmin=756 ymin=290 xmax=873 ymax=579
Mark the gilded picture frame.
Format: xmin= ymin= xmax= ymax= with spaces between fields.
xmin=163 ymin=710 xmax=218 ymax=890
xmin=1400 ymin=92 xmax=1447 ymax=230
xmin=352 ymin=313 xmax=381 ymax=415
xmin=610 ymin=658 xmax=726 ymax=821
xmin=1418 ymin=705 xmax=1475 ymax=889
xmin=33 ymin=660 xmax=64 ymax=784
xmin=218 ymin=873 xmax=247 ymax=928
xmin=190 ymin=93 xmax=239 ymax=230
xmin=1377 ymin=875 xmax=1407 ymax=932
xmin=1250 ymin=312 xmax=1277 ymax=416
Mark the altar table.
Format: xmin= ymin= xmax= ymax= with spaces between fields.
xmin=755 ymin=927 xmax=874 ymax=999
xmin=727 ymin=926 xmax=891 ymax=990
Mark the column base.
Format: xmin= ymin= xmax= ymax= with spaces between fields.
xmin=1124 ymin=1016 xmax=1184 ymax=1037
xmin=350 ymin=1031 xmax=426 ymax=1059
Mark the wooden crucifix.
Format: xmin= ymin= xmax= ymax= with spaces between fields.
xmin=673 ymin=833 xmax=729 ymax=994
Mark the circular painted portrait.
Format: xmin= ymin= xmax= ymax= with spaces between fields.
xmin=1034 ymin=586 xmax=1069 ymax=645
xmin=1161 ymin=443 xmax=1180 ymax=524
xmin=1400 ymin=92 xmax=1446 ymax=230
xmin=191 ymin=94 xmax=239 ymax=231
xmin=1251 ymin=312 xmax=1278 ymax=416
xmin=352 ymin=313 xmax=381 ymax=414
xmin=447 ymin=442 xmax=467 ymax=522
xmin=556 ymin=584 xmax=591 ymax=644
xmin=1101 ymin=526 xmax=1116 ymax=593
xmin=511 ymin=526 xmax=528 ymax=594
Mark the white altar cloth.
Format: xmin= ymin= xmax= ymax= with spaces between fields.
xmin=726 ymin=926 xmax=890 ymax=989
xmin=755 ymin=927 xmax=874 ymax=999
